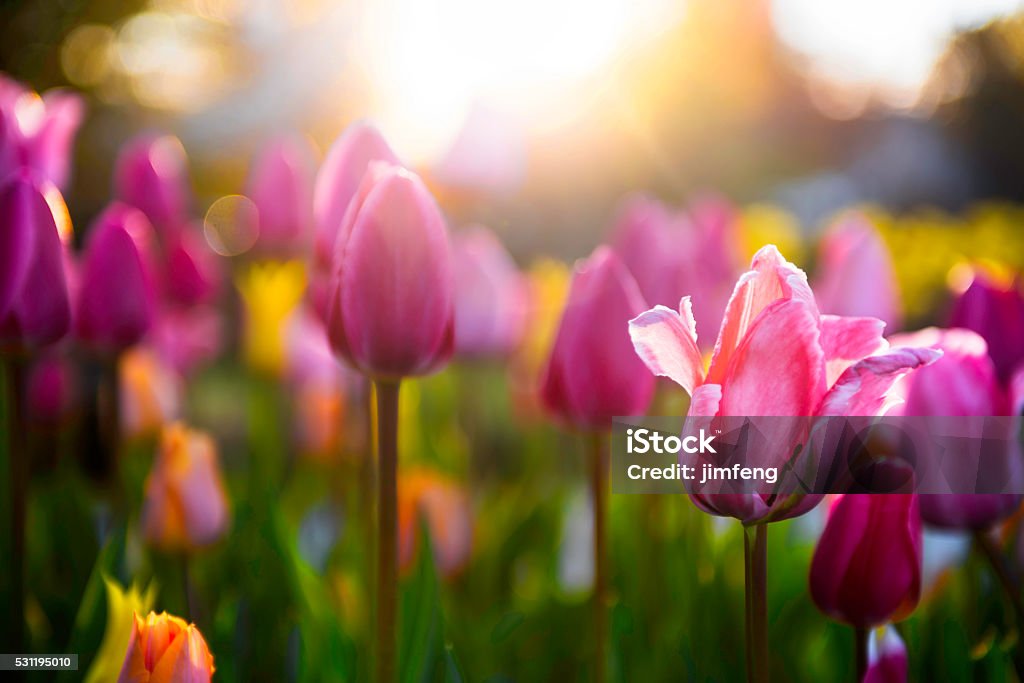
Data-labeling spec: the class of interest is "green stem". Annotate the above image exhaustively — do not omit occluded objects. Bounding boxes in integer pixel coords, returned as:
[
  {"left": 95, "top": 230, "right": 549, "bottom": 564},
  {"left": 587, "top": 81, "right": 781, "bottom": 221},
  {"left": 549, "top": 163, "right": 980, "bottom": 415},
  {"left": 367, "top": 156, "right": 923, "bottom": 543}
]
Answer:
[
  {"left": 744, "top": 529, "right": 753, "bottom": 683},
  {"left": 745, "top": 524, "right": 769, "bottom": 683},
  {"left": 6, "top": 358, "right": 26, "bottom": 652},
  {"left": 973, "top": 529, "right": 1024, "bottom": 680},
  {"left": 374, "top": 380, "right": 400, "bottom": 683},
  {"left": 854, "top": 626, "right": 868, "bottom": 681},
  {"left": 589, "top": 431, "right": 609, "bottom": 683}
]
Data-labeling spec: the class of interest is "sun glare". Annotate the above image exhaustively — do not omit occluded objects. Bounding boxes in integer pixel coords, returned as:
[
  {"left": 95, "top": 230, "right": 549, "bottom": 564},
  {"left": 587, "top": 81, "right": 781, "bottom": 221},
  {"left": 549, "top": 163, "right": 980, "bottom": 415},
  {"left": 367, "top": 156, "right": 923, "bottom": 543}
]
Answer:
[{"left": 355, "top": 0, "right": 675, "bottom": 164}]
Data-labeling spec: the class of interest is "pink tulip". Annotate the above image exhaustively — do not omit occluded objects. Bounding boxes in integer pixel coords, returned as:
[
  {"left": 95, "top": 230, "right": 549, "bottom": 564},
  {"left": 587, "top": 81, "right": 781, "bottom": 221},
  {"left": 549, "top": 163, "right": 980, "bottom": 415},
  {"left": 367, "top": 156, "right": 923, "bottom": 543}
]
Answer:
[
  {"left": 141, "top": 423, "right": 228, "bottom": 551},
  {"left": 76, "top": 203, "right": 157, "bottom": 354},
  {"left": 0, "top": 75, "right": 84, "bottom": 189},
  {"left": 607, "top": 194, "right": 683, "bottom": 309},
  {"left": 810, "top": 493, "right": 922, "bottom": 628},
  {"left": 542, "top": 247, "right": 655, "bottom": 428},
  {"left": 948, "top": 270, "right": 1024, "bottom": 384},
  {"left": 162, "top": 227, "right": 221, "bottom": 307},
  {"left": 399, "top": 469, "right": 473, "bottom": 579},
  {"left": 863, "top": 627, "right": 908, "bottom": 683},
  {"left": 452, "top": 226, "right": 528, "bottom": 357},
  {"left": 311, "top": 123, "right": 400, "bottom": 320},
  {"left": 0, "top": 172, "right": 71, "bottom": 350},
  {"left": 629, "top": 245, "right": 938, "bottom": 523},
  {"left": 887, "top": 327, "right": 1023, "bottom": 529},
  {"left": 325, "top": 164, "right": 454, "bottom": 378},
  {"left": 679, "top": 194, "right": 743, "bottom": 344},
  {"left": 247, "top": 134, "right": 315, "bottom": 254},
  {"left": 113, "top": 134, "right": 191, "bottom": 235},
  {"left": 150, "top": 306, "right": 223, "bottom": 375},
  {"left": 814, "top": 213, "right": 901, "bottom": 330}
]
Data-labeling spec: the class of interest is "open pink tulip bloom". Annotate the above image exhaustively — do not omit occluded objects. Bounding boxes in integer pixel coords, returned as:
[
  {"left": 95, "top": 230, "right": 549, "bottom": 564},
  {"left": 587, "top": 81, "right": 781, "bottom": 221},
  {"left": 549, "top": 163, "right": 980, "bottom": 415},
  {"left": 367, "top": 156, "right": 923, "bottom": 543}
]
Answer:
[
  {"left": 810, "top": 494, "right": 922, "bottom": 629},
  {"left": 629, "top": 245, "right": 939, "bottom": 524},
  {"left": 541, "top": 246, "right": 655, "bottom": 429},
  {"left": 326, "top": 164, "right": 454, "bottom": 379},
  {"left": 887, "top": 327, "right": 1024, "bottom": 529}
]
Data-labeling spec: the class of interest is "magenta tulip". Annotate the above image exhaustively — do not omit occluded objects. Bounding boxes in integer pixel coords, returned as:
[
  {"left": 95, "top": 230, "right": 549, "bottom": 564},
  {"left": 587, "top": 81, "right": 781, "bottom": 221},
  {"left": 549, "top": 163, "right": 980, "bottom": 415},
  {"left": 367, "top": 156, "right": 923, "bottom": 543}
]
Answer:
[
  {"left": 0, "top": 172, "right": 71, "bottom": 350},
  {"left": 76, "top": 203, "right": 157, "bottom": 354},
  {"left": 162, "top": 227, "right": 222, "bottom": 307},
  {"left": 541, "top": 246, "right": 654, "bottom": 429},
  {"left": 325, "top": 164, "right": 453, "bottom": 378},
  {"left": 814, "top": 213, "right": 901, "bottom": 330},
  {"left": 0, "top": 76, "right": 84, "bottom": 189},
  {"left": 629, "top": 245, "right": 937, "bottom": 523},
  {"left": 810, "top": 494, "right": 922, "bottom": 628},
  {"left": 887, "top": 327, "right": 1023, "bottom": 529},
  {"left": 607, "top": 194, "right": 683, "bottom": 309},
  {"left": 113, "top": 134, "right": 191, "bottom": 235},
  {"left": 311, "top": 122, "right": 400, "bottom": 320},
  {"left": 864, "top": 627, "right": 908, "bottom": 683},
  {"left": 452, "top": 226, "right": 528, "bottom": 357},
  {"left": 948, "top": 270, "right": 1024, "bottom": 384},
  {"left": 247, "top": 134, "right": 314, "bottom": 254}
]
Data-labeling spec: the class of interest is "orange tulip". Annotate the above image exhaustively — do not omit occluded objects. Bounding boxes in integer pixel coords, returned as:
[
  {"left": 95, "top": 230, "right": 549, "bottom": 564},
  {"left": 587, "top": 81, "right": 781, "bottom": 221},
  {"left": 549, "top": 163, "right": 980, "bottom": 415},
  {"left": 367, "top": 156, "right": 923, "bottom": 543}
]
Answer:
[
  {"left": 398, "top": 470, "right": 472, "bottom": 579},
  {"left": 141, "top": 423, "right": 228, "bottom": 552},
  {"left": 117, "top": 611, "right": 214, "bottom": 683}
]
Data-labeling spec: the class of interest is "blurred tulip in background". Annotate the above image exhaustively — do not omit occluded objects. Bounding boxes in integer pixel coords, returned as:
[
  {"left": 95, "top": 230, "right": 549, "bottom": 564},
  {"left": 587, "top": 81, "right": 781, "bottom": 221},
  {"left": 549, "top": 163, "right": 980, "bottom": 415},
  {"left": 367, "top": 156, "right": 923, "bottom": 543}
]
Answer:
[{"left": 247, "top": 133, "right": 315, "bottom": 256}]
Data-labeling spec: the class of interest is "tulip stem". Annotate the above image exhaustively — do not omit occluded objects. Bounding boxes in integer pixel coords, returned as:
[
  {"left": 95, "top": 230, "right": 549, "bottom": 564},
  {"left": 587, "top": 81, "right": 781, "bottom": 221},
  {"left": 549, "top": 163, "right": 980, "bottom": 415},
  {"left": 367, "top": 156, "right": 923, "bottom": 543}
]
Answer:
[
  {"left": 854, "top": 626, "right": 868, "bottom": 681},
  {"left": 374, "top": 379, "right": 400, "bottom": 683},
  {"left": 4, "top": 358, "right": 26, "bottom": 652},
  {"left": 744, "top": 524, "right": 769, "bottom": 683},
  {"left": 589, "top": 431, "right": 609, "bottom": 683}
]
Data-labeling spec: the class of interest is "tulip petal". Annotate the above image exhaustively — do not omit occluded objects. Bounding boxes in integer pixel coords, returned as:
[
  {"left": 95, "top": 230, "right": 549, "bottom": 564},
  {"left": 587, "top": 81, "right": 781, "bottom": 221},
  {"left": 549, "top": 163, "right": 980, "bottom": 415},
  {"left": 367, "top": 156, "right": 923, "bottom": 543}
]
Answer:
[
  {"left": 718, "top": 298, "right": 825, "bottom": 417},
  {"left": 817, "top": 347, "right": 941, "bottom": 417},
  {"left": 708, "top": 244, "right": 815, "bottom": 384},
  {"left": 629, "top": 297, "right": 704, "bottom": 395},
  {"left": 820, "top": 315, "right": 887, "bottom": 387},
  {"left": 0, "top": 177, "right": 37, "bottom": 320}
]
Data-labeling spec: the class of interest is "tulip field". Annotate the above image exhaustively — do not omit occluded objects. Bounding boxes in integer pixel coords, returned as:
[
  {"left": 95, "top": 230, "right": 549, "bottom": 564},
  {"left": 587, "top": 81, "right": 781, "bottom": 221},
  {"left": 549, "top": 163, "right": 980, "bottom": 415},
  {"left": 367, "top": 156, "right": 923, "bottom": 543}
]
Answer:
[{"left": 4, "top": 5, "right": 1024, "bottom": 682}]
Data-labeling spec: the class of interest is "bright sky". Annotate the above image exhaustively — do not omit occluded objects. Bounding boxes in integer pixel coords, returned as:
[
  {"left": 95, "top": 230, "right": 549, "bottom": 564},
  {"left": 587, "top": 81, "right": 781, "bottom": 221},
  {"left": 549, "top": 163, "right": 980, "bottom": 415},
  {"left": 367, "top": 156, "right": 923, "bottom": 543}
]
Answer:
[{"left": 772, "top": 0, "right": 1024, "bottom": 97}]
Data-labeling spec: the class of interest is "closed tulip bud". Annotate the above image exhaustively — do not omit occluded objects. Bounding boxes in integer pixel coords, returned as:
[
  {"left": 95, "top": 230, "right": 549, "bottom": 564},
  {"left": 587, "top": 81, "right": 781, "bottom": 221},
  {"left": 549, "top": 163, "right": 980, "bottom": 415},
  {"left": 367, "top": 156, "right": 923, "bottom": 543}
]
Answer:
[
  {"left": 326, "top": 165, "right": 454, "bottom": 378},
  {"left": 814, "top": 213, "right": 901, "bottom": 330},
  {"left": 76, "top": 203, "right": 157, "bottom": 354},
  {"left": 888, "top": 327, "right": 1023, "bottom": 529},
  {"left": 117, "top": 611, "right": 214, "bottom": 683},
  {"left": 398, "top": 469, "right": 472, "bottom": 579},
  {"left": 452, "top": 226, "right": 527, "bottom": 357},
  {"left": 607, "top": 194, "right": 683, "bottom": 309},
  {"left": 810, "top": 493, "right": 922, "bottom": 628},
  {"left": 542, "top": 247, "right": 654, "bottom": 429},
  {"left": 247, "top": 134, "right": 315, "bottom": 254},
  {"left": 0, "top": 172, "right": 71, "bottom": 351},
  {"left": 948, "top": 268, "right": 1024, "bottom": 383},
  {"left": 310, "top": 123, "right": 399, "bottom": 320},
  {"left": 141, "top": 423, "right": 228, "bottom": 551},
  {"left": 163, "top": 227, "right": 222, "bottom": 307},
  {"left": 863, "top": 626, "right": 908, "bottom": 683},
  {"left": 314, "top": 121, "right": 399, "bottom": 264},
  {"left": 113, "top": 134, "right": 190, "bottom": 235}
]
